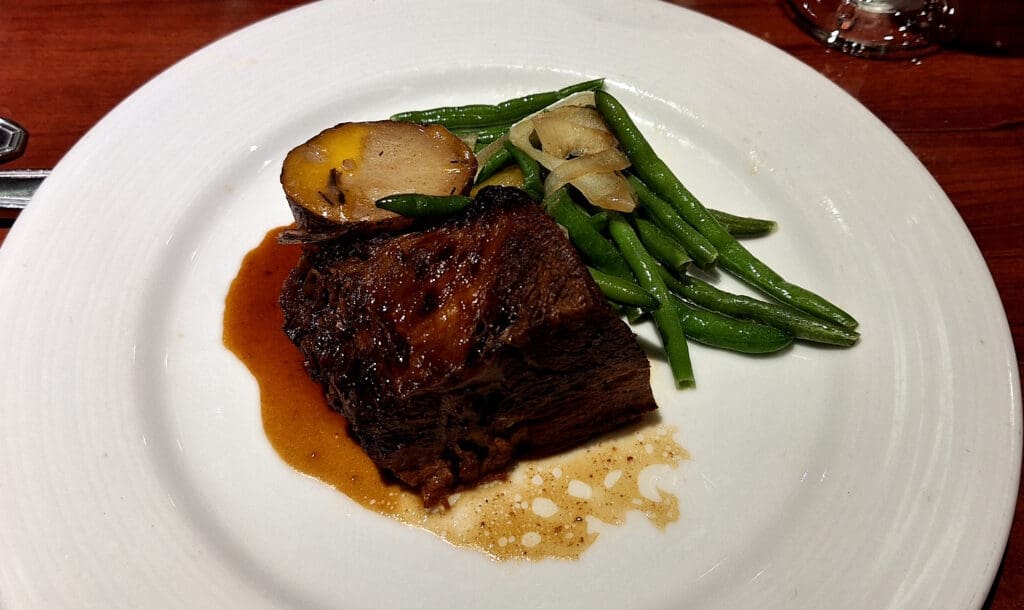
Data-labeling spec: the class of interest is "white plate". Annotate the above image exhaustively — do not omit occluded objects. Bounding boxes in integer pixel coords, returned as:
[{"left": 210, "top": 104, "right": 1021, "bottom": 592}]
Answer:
[{"left": 0, "top": 1, "right": 1019, "bottom": 608}]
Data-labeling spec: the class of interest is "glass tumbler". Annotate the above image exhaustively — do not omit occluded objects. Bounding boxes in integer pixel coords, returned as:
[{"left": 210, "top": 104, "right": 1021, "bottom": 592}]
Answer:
[{"left": 782, "top": 0, "right": 955, "bottom": 57}]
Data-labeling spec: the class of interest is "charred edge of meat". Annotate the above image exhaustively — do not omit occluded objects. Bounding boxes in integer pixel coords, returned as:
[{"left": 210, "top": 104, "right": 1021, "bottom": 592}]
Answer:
[{"left": 280, "top": 186, "right": 658, "bottom": 506}]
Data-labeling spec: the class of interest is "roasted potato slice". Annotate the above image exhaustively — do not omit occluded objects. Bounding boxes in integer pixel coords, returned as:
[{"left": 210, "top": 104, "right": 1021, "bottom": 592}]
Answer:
[{"left": 281, "top": 121, "right": 477, "bottom": 238}]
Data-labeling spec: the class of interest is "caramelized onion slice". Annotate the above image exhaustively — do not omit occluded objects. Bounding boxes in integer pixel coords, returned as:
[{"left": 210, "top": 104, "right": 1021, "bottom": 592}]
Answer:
[
  {"left": 507, "top": 119, "right": 563, "bottom": 169},
  {"left": 505, "top": 102, "right": 637, "bottom": 212},
  {"left": 532, "top": 107, "right": 618, "bottom": 158},
  {"left": 543, "top": 148, "right": 631, "bottom": 193},
  {"left": 543, "top": 148, "right": 635, "bottom": 212},
  {"left": 474, "top": 92, "right": 596, "bottom": 177},
  {"left": 570, "top": 172, "right": 637, "bottom": 213}
]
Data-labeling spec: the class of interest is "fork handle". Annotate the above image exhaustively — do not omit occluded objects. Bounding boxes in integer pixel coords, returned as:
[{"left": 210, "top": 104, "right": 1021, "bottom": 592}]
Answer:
[{"left": 0, "top": 169, "right": 49, "bottom": 210}]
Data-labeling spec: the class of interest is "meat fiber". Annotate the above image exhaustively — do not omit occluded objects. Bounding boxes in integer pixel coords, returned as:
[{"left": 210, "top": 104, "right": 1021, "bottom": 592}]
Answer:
[{"left": 280, "top": 186, "right": 657, "bottom": 505}]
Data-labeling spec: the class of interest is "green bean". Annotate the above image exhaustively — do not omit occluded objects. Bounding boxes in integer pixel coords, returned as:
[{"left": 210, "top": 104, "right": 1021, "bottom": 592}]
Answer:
[
  {"left": 608, "top": 214, "right": 695, "bottom": 388},
  {"left": 627, "top": 175, "right": 718, "bottom": 269},
  {"left": 633, "top": 217, "right": 691, "bottom": 272},
  {"left": 504, "top": 142, "right": 544, "bottom": 201},
  {"left": 455, "top": 124, "right": 511, "bottom": 148},
  {"left": 624, "top": 305, "right": 647, "bottom": 325},
  {"left": 596, "top": 90, "right": 858, "bottom": 329},
  {"left": 588, "top": 267, "right": 660, "bottom": 309},
  {"left": 600, "top": 204, "right": 766, "bottom": 239},
  {"left": 543, "top": 188, "right": 633, "bottom": 278},
  {"left": 629, "top": 188, "right": 772, "bottom": 239},
  {"left": 656, "top": 264, "right": 860, "bottom": 347},
  {"left": 670, "top": 295, "right": 792, "bottom": 354},
  {"left": 375, "top": 194, "right": 471, "bottom": 217},
  {"left": 475, "top": 147, "right": 512, "bottom": 182},
  {"left": 708, "top": 208, "right": 777, "bottom": 238},
  {"left": 390, "top": 78, "right": 605, "bottom": 130},
  {"left": 589, "top": 210, "right": 610, "bottom": 232},
  {"left": 544, "top": 189, "right": 645, "bottom": 322}
]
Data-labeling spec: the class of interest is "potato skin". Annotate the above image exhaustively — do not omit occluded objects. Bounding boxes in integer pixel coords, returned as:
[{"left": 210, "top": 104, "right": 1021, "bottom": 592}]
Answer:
[{"left": 280, "top": 121, "right": 477, "bottom": 242}]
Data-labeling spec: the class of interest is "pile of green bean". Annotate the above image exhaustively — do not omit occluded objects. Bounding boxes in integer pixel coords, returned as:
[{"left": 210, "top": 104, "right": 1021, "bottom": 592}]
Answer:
[{"left": 387, "top": 80, "right": 859, "bottom": 388}]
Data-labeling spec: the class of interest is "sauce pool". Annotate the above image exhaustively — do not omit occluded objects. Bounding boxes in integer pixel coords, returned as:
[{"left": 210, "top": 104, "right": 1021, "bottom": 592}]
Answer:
[
  {"left": 222, "top": 227, "right": 399, "bottom": 504},
  {"left": 223, "top": 227, "right": 688, "bottom": 560}
]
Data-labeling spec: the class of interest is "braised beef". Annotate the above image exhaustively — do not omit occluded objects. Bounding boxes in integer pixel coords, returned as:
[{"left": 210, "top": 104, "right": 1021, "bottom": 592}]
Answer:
[{"left": 280, "top": 186, "right": 657, "bottom": 505}]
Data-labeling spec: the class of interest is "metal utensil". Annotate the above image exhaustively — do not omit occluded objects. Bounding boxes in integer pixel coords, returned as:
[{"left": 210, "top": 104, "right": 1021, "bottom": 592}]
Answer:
[
  {"left": 0, "top": 117, "right": 44, "bottom": 213},
  {"left": 0, "top": 169, "right": 49, "bottom": 210},
  {"left": 0, "top": 117, "right": 27, "bottom": 164}
]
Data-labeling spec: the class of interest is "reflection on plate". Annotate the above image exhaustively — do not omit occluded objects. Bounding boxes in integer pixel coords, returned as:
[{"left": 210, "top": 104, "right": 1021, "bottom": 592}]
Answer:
[{"left": 0, "top": 1, "right": 1018, "bottom": 609}]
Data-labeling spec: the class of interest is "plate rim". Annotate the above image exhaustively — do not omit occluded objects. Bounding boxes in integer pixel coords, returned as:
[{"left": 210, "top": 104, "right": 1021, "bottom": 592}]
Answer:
[{"left": 0, "top": 1, "right": 1019, "bottom": 608}]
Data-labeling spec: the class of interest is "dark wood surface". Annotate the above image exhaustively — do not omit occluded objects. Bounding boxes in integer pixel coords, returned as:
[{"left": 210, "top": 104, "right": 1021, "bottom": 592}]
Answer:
[{"left": 1, "top": 1, "right": 1021, "bottom": 606}]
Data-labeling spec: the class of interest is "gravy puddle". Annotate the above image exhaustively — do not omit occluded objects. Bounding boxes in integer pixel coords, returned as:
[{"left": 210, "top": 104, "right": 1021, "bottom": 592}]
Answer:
[{"left": 224, "top": 227, "right": 688, "bottom": 560}]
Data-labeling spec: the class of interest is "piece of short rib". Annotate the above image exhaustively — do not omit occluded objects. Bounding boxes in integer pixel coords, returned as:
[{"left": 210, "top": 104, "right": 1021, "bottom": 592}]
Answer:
[{"left": 280, "top": 186, "right": 657, "bottom": 505}]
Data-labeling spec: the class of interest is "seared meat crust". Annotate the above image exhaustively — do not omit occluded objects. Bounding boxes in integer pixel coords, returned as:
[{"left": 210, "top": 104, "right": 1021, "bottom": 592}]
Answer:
[{"left": 281, "top": 187, "right": 657, "bottom": 504}]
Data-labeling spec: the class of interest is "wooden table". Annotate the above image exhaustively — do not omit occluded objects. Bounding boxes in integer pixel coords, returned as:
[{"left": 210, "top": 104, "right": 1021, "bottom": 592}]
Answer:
[{"left": 2, "top": 1, "right": 1021, "bottom": 606}]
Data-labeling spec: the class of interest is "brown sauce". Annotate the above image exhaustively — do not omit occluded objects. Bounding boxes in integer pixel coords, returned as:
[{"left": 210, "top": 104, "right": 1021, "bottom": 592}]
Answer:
[{"left": 223, "top": 227, "right": 688, "bottom": 560}]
